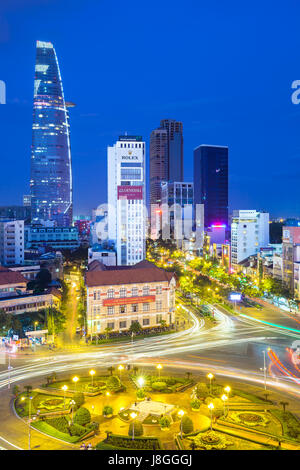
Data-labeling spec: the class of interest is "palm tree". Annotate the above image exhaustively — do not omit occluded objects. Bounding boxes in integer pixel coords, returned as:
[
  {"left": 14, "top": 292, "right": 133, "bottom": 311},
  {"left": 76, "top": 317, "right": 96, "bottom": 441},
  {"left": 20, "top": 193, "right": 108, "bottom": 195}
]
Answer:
[
  {"left": 280, "top": 401, "right": 289, "bottom": 412},
  {"left": 24, "top": 385, "right": 32, "bottom": 396},
  {"left": 12, "top": 385, "right": 20, "bottom": 397},
  {"left": 107, "top": 366, "right": 115, "bottom": 376},
  {"left": 104, "top": 327, "right": 112, "bottom": 339},
  {"left": 185, "top": 372, "right": 192, "bottom": 381},
  {"left": 133, "top": 366, "right": 139, "bottom": 376}
]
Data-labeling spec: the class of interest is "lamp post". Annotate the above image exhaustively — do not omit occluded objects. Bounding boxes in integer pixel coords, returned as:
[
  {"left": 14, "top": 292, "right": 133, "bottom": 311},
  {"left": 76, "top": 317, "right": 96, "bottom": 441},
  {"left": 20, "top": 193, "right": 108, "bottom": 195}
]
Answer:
[
  {"left": 221, "top": 394, "right": 228, "bottom": 416},
  {"left": 262, "top": 350, "right": 267, "bottom": 391},
  {"left": 89, "top": 369, "right": 96, "bottom": 387},
  {"left": 34, "top": 321, "right": 38, "bottom": 331},
  {"left": 130, "top": 412, "right": 137, "bottom": 440},
  {"left": 208, "top": 402, "right": 214, "bottom": 431},
  {"left": 70, "top": 399, "right": 76, "bottom": 424},
  {"left": 137, "top": 377, "right": 145, "bottom": 388},
  {"left": 7, "top": 354, "right": 13, "bottom": 390},
  {"left": 62, "top": 385, "right": 68, "bottom": 410},
  {"left": 178, "top": 409, "right": 185, "bottom": 438},
  {"left": 22, "top": 396, "right": 33, "bottom": 450},
  {"left": 118, "top": 365, "right": 124, "bottom": 378},
  {"left": 156, "top": 364, "right": 163, "bottom": 378},
  {"left": 72, "top": 376, "right": 79, "bottom": 392},
  {"left": 207, "top": 373, "right": 214, "bottom": 395}
]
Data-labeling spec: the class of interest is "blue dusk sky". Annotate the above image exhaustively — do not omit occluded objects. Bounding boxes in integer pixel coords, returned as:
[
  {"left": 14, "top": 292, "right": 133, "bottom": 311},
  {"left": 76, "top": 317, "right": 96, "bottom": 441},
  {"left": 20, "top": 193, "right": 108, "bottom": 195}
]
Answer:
[{"left": 0, "top": 0, "right": 300, "bottom": 218}]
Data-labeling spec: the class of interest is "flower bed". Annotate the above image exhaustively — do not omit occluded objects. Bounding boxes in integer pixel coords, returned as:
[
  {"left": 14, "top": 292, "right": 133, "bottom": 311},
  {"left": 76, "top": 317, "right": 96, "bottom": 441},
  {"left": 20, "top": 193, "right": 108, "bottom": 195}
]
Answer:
[
  {"left": 96, "top": 434, "right": 162, "bottom": 450},
  {"left": 229, "top": 411, "right": 269, "bottom": 427},
  {"left": 187, "top": 431, "right": 233, "bottom": 450}
]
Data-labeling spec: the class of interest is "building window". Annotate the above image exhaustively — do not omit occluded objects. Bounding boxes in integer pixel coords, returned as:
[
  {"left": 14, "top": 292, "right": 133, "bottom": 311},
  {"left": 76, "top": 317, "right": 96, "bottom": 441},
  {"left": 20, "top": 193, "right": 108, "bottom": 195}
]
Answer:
[
  {"left": 120, "top": 305, "right": 126, "bottom": 314},
  {"left": 107, "top": 322, "right": 114, "bottom": 330},
  {"left": 156, "top": 301, "right": 162, "bottom": 310},
  {"left": 143, "top": 303, "right": 150, "bottom": 312},
  {"left": 156, "top": 285, "right": 162, "bottom": 295},
  {"left": 107, "top": 289, "right": 114, "bottom": 299},
  {"left": 107, "top": 306, "right": 114, "bottom": 315},
  {"left": 119, "top": 321, "right": 127, "bottom": 329},
  {"left": 143, "top": 286, "right": 149, "bottom": 296},
  {"left": 132, "top": 304, "right": 138, "bottom": 313},
  {"left": 132, "top": 287, "right": 138, "bottom": 297},
  {"left": 120, "top": 288, "right": 127, "bottom": 298},
  {"left": 156, "top": 314, "right": 162, "bottom": 324},
  {"left": 143, "top": 318, "right": 150, "bottom": 326}
]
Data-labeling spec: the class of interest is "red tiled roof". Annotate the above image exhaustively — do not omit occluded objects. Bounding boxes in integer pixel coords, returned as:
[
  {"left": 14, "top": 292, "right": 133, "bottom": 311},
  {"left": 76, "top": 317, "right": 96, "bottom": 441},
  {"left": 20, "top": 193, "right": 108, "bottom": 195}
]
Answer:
[
  {"left": 0, "top": 270, "right": 27, "bottom": 286},
  {"left": 85, "top": 262, "right": 175, "bottom": 287}
]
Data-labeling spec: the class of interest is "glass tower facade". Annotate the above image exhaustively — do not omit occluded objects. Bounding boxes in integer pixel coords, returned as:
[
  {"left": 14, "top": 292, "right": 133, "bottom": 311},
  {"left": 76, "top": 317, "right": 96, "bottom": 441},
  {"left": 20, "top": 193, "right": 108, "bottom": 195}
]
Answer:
[
  {"left": 194, "top": 145, "right": 228, "bottom": 228},
  {"left": 30, "top": 41, "right": 72, "bottom": 227}
]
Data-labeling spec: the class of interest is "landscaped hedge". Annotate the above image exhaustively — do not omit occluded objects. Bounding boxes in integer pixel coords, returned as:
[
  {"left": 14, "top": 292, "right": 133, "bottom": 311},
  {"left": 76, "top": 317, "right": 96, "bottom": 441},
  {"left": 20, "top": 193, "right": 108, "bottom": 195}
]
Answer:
[{"left": 96, "top": 434, "right": 162, "bottom": 450}]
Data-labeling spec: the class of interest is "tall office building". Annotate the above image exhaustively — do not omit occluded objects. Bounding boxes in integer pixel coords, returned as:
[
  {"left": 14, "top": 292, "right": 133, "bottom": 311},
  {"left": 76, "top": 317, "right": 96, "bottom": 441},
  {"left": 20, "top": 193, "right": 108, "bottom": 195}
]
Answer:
[
  {"left": 231, "top": 210, "right": 269, "bottom": 267},
  {"left": 161, "top": 182, "right": 193, "bottom": 241},
  {"left": 194, "top": 145, "right": 228, "bottom": 229},
  {"left": 107, "top": 136, "right": 146, "bottom": 265},
  {"left": 0, "top": 220, "right": 24, "bottom": 266},
  {"left": 150, "top": 119, "right": 183, "bottom": 206},
  {"left": 30, "top": 40, "right": 72, "bottom": 227}
]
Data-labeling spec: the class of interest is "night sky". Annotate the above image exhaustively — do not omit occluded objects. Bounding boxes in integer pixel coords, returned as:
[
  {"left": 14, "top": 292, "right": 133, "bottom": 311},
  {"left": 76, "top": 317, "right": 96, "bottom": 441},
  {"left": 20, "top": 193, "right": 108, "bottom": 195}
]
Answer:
[{"left": 1, "top": 0, "right": 300, "bottom": 218}]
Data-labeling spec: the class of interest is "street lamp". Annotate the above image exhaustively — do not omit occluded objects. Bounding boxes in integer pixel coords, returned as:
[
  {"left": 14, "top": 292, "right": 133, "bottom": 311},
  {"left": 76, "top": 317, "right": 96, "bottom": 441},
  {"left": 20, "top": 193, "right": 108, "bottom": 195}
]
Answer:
[
  {"left": 72, "top": 376, "right": 79, "bottom": 392},
  {"left": 207, "top": 373, "right": 214, "bottom": 395},
  {"left": 7, "top": 354, "right": 13, "bottom": 390},
  {"left": 178, "top": 409, "right": 185, "bottom": 438},
  {"left": 137, "top": 377, "right": 145, "bottom": 388},
  {"left": 62, "top": 385, "right": 68, "bottom": 410},
  {"left": 224, "top": 385, "right": 231, "bottom": 397},
  {"left": 34, "top": 321, "right": 38, "bottom": 331},
  {"left": 89, "top": 369, "right": 96, "bottom": 387},
  {"left": 208, "top": 402, "right": 214, "bottom": 431},
  {"left": 221, "top": 394, "right": 228, "bottom": 416},
  {"left": 130, "top": 412, "right": 137, "bottom": 440},
  {"left": 156, "top": 364, "right": 163, "bottom": 378},
  {"left": 22, "top": 395, "right": 33, "bottom": 450},
  {"left": 260, "top": 351, "right": 267, "bottom": 391},
  {"left": 70, "top": 399, "right": 76, "bottom": 424},
  {"left": 118, "top": 365, "right": 124, "bottom": 378}
]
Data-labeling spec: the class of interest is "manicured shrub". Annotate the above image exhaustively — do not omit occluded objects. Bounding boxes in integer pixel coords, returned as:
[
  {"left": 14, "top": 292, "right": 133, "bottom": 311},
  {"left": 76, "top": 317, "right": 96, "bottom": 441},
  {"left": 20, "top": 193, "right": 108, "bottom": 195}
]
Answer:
[
  {"left": 86, "top": 421, "right": 99, "bottom": 432},
  {"left": 74, "top": 407, "right": 91, "bottom": 426},
  {"left": 69, "top": 423, "right": 86, "bottom": 436},
  {"left": 73, "top": 392, "right": 85, "bottom": 409},
  {"left": 107, "top": 376, "right": 121, "bottom": 390},
  {"left": 159, "top": 415, "right": 171, "bottom": 429},
  {"left": 191, "top": 399, "right": 201, "bottom": 410},
  {"left": 196, "top": 383, "right": 209, "bottom": 399},
  {"left": 128, "top": 420, "right": 143, "bottom": 437},
  {"left": 45, "top": 416, "right": 69, "bottom": 434},
  {"left": 181, "top": 415, "right": 194, "bottom": 434},
  {"left": 151, "top": 381, "right": 167, "bottom": 391},
  {"left": 136, "top": 389, "right": 145, "bottom": 399},
  {"left": 102, "top": 405, "right": 113, "bottom": 416}
]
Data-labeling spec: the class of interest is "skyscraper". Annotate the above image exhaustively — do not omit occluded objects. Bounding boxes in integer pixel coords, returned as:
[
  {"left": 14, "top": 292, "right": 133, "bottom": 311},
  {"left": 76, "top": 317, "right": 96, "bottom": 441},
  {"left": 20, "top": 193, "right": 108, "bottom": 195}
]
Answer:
[
  {"left": 30, "top": 41, "right": 72, "bottom": 227},
  {"left": 149, "top": 119, "right": 183, "bottom": 207},
  {"left": 107, "top": 136, "right": 146, "bottom": 265},
  {"left": 194, "top": 144, "right": 228, "bottom": 229}
]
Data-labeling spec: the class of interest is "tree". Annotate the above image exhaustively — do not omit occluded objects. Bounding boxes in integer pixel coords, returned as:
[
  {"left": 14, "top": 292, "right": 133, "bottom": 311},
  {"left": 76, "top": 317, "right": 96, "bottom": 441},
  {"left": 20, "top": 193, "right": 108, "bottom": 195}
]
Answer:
[
  {"left": 36, "top": 268, "right": 52, "bottom": 287},
  {"left": 195, "top": 382, "right": 209, "bottom": 400},
  {"left": 185, "top": 372, "right": 192, "bottom": 380},
  {"left": 107, "top": 375, "right": 121, "bottom": 390},
  {"left": 129, "top": 321, "right": 142, "bottom": 334},
  {"left": 24, "top": 385, "right": 32, "bottom": 396},
  {"left": 181, "top": 416, "right": 194, "bottom": 434},
  {"left": 73, "top": 392, "right": 85, "bottom": 409},
  {"left": 0, "top": 311, "right": 13, "bottom": 336},
  {"left": 128, "top": 420, "right": 143, "bottom": 437},
  {"left": 133, "top": 366, "right": 139, "bottom": 375},
  {"left": 107, "top": 366, "right": 115, "bottom": 376},
  {"left": 104, "top": 327, "right": 112, "bottom": 339},
  {"left": 102, "top": 405, "right": 113, "bottom": 416},
  {"left": 12, "top": 385, "right": 20, "bottom": 397},
  {"left": 159, "top": 415, "right": 171, "bottom": 429},
  {"left": 74, "top": 407, "right": 91, "bottom": 426},
  {"left": 280, "top": 401, "right": 289, "bottom": 412}
]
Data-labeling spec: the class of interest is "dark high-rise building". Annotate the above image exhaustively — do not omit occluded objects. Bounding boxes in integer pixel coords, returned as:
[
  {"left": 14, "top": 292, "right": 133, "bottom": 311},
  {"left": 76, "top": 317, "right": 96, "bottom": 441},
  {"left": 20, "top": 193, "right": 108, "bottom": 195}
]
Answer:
[
  {"left": 193, "top": 145, "right": 228, "bottom": 228},
  {"left": 30, "top": 41, "right": 72, "bottom": 227},
  {"left": 149, "top": 119, "right": 183, "bottom": 206}
]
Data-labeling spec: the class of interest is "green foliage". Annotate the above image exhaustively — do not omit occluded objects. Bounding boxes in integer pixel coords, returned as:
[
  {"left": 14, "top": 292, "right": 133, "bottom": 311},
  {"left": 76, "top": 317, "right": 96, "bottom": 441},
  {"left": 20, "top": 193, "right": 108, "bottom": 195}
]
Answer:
[
  {"left": 136, "top": 388, "right": 145, "bottom": 399},
  {"left": 159, "top": 415, "right": 171, "bottom": 429},
  {"left": 129, "top": 321, "right": 142, "bottom": 334},
  {"left": 69, "top": 423, "right": 86, "bottom": 437},
  {"left": 97, "top": 434, "right": 160, "bottom": 450},
  {"left": 191, "top": 399, "right": 201, "bottom": 409},
  {"left": 86, "top": 421, "right": 99, "bottom": 432},
  {"left": 45, "top": 416, "right": 69, "bottom": 434},
  {"left": 12, "top": 385, "right": 20, "bottom": 397},
  {"left": 102, "top": 405, "right": 113, "bottom": 416},
  {"left": 181, "top": 415, "right": 194, "bottom": 434},
  {"left": 107, "top": 375, "right": 121, "bottom": 390},
  {"left": 73, "top": 392, "right": 85, "bottom": 408},
  {"left": 151, "top": 381, "right": 167, "bottom": 391},
  {"left": 195, "top": 382, "right": 209, "bottom": 399},
  {"left": 128, "top": 420, "right": 143, "bottom": 437},
  {"left": 74, "top": 407, "right": 91, "bottom": 426}
]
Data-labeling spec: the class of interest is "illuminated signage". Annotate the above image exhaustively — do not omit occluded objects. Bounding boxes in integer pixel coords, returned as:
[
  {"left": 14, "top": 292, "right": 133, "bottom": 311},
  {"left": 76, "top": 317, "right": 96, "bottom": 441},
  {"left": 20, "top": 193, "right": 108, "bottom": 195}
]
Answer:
[
  {"left": 229, "top": 292, "right": 242, "bottom": 302},
  {"left": 103, "top": 295, "right": 155, "bottom": 307},
  {"left": 117, "top": 186, "right": 143, "bottom": 200}
]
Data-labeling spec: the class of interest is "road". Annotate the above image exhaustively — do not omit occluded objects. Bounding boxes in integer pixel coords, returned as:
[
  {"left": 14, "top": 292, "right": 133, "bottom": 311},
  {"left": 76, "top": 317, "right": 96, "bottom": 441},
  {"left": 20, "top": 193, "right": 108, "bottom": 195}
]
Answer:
[{"left": 1, "top": 302, "right": 300, "bottom": 449}]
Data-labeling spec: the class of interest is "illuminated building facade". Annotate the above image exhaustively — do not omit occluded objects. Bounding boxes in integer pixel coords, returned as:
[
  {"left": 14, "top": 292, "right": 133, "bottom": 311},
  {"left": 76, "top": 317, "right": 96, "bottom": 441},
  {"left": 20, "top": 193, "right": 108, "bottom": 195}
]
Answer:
[
  {"left": 30, "top": 41, "right": 72, "bottom": 227},
  {"left": 107, "top": 136, "right": 146, "bottom": 265}
]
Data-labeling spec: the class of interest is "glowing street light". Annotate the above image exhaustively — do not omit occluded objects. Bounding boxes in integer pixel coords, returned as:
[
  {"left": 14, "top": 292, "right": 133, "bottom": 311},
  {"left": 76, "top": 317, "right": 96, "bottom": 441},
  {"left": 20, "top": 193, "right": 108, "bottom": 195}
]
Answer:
[
  {"left": 208, "top": 402, "right": 214, "bottom": 431},
  {"left": 156, "top": 364, "right": 163, "bottom": 378},
  {"left": 178, "top": 409, "right": 185, "bottom": 438},
  {"left": 137, "top": 377, "right": 145, "bottom": 388},
  {"left": 224, "top": 385, "right": 231, "bottom": 396},
  {"left": 62, "top": 385, "right": 68, "bottom": 410},
  {"left": 130, "top": 412, "right": 137, "bottom": 440},
  {"left": 72, "top": 376, "right": 79, "bottom": 392},
  {"left": 89, "top": 369, "right": 96, "bottom": 387},
  {"left": 207, "top": 373, "right": 214, "bottom": 395},
  {"left": 221, "top": 394, "right": 228, "bottom": 416},
  {"left": 118, "top": 365, "right": 124, "bottom": 378},
  {"left": 70, "top": 399, "right": 76, "bottom": 424}
]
